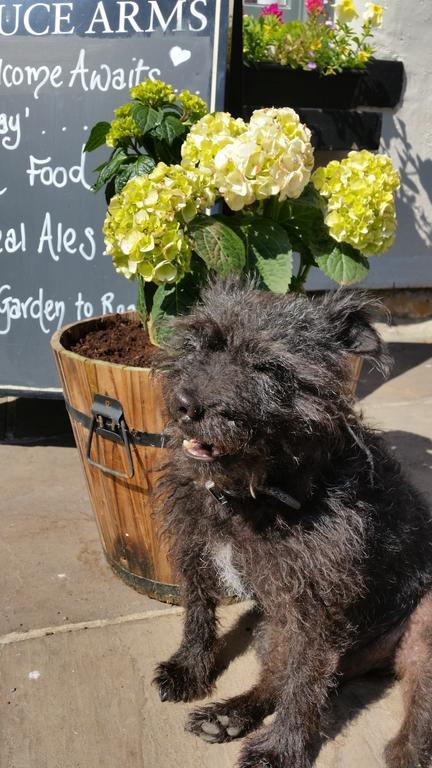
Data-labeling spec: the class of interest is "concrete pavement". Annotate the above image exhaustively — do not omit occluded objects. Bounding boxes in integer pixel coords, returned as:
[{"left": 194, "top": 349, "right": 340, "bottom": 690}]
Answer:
[{"left": 1, "top": 322, "right": 431, "bottom": 768}]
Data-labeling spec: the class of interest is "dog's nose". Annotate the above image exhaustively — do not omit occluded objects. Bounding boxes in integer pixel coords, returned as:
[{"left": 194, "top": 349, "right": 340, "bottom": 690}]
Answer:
[{"left": 176, "top": 391, "right": 203, "bottom": 422}]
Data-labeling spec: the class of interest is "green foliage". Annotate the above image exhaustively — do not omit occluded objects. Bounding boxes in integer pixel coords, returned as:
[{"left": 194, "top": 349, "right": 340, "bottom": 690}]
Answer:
[
  {"left": 92, "top": 148, "right": 128, "bottom": 193},
  {"left": 130, "top": 103, "right": 162, "bottom": 134},
  {"left": 84, "top": 122, "right": 111, "bottom": 152},
  {"left": 153, "top": 115, "right": 187, "bottom": 145},
  {"left": 85, "top": 82, "right": 209, "bottom": 204},
  {"left": 255, "top": 252, "right": 293, "bottom": 293},
  {"left": 113, "top": 155, "right": 156, "bottom": 194},
  {"left": 243, "top": 15, "right": 288, "bottom": 64},
  {"left": 150, "top": 258, "right": 206, "bottom": 344},
  {"left": 311, "top": 239, "right": 370, "bottom": 284},
  {"left": 243, "top": 10, "right": 376, "bottom": 74},
  {"left": 189, "top": 216, "right": 246, "bottom": 276},
  {"left": 241, "top": 217, "right": 293, "bottom": 293}
]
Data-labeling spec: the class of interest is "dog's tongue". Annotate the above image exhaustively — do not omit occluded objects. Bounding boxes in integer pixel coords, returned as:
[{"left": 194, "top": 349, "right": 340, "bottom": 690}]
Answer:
[{"left": 182, "top": 438, "right": 221, "bottom": 462}]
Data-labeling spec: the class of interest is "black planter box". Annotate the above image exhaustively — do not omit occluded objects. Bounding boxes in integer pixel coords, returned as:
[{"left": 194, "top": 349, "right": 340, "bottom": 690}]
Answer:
[{"left": 243, "top": 59, "right": 404, "bottom": 110}]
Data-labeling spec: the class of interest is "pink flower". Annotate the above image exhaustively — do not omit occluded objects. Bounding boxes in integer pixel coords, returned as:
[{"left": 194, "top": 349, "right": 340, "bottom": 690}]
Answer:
[
  {"left": 260, "top": 3, "right": 284, "bottom": 22},
  {"left": 305, "top": 0, "right": 324, "bottom": 13}
]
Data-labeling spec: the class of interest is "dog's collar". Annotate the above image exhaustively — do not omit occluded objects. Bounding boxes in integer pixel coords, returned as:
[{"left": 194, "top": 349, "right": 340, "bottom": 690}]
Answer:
[{"left": 204, "top": 480, "right": 301, "bottom": 511}]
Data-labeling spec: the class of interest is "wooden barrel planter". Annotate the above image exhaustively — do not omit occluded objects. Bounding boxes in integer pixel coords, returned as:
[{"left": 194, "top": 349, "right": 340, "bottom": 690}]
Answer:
[{"left": 51, "top": 312, "right": 179, "bottom": 605}]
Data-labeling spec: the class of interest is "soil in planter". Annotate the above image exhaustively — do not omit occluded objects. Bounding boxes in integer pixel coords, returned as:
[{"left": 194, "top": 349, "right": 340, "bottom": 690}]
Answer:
[{"left": 70, "top": 315, "right": 155, "bottom": 368}]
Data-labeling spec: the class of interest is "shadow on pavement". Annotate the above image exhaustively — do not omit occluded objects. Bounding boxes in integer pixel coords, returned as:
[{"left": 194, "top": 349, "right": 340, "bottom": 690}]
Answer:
[
  {"left": 0, "top": 397, "right": 74, "bottom": 446},
  {"left": 357, "top": 341, "right": 431, "bottom": 400}
]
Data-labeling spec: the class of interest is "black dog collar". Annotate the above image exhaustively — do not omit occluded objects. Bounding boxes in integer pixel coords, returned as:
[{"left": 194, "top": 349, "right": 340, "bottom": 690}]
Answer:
[{"left": 205, "top": 480, "right": 301, "bottom": 511}]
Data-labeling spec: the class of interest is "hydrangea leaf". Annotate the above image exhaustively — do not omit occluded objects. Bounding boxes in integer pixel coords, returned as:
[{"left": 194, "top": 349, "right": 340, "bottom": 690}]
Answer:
[
  {"left": 92, "top": 147, "right": 128, "bottom": 192},
  {"left": 154, "top": 115, "right": 187, "bottom": 145},
  {"left": 190, "top": 217, "right": 246, "bottom": 276},
  {"left": 114, "top": 156, "right": 156, "bottom": 194},
  {"left": 84, "top": 121, "right": 111, "bottom": 153},
  {"left": 150, "top": 260, "right": 206, "bottom": 344},
  {"left": 255, "top": 253, "right": 293, "bottom": 294},
  {"left": 276, "top": 184, "right": 327, "bottom": 241},
  {"left": 246, "top": 218, "right": 293, "bottom": 293},
  {"left": 131, "top": 103, "right": 162, "bottom": 134},
  {"left": 312, "top": 239, "right": 369, "bottom": 285}
]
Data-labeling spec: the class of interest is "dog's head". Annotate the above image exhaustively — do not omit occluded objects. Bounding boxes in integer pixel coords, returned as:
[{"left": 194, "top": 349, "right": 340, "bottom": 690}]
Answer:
[{"left": 156, "top": 279, "right": 390, "bottom": 485}]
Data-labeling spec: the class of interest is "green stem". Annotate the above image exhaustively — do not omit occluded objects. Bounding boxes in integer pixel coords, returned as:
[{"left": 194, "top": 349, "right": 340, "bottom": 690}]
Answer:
[
  {"left": 299, "top": 263, "right": 312, "bottom": 291},
  {"left": 292, "top": 258, "right": 312, "bottom": 294},
  {"left": 264, "top": 196, "right": 283, "bottom": 221},
  {"left": 135, "top": 276, "right": 157, "bottom": 328},
  {"left": 135, "top": 275, "right": 147, "bottom": 326},
  {"left": 144, "top": 281, "right": 157, "bottom": 315}
]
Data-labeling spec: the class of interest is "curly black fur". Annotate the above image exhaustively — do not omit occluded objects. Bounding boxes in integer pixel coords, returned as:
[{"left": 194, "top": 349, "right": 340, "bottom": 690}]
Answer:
[{"left": 152, "top": 279, "right": 432, "bottom": 768}]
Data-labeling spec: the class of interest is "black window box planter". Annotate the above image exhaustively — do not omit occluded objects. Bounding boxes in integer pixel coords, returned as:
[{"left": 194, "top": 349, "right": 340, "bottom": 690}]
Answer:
[
  {"left": 236, "top": 60, "right": 404, "bottom": 151},
  {"left": 243, "top": 59, "right": 404, "bottom": 110}
]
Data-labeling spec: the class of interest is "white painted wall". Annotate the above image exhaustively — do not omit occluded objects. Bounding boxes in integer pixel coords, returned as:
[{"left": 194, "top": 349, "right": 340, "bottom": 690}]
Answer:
[{"left": 308, "top": 0, "right": 432, "bottom": 290}]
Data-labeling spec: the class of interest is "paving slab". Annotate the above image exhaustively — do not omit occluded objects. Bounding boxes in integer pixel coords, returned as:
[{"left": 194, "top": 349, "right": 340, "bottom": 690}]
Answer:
[
  {"left": 0, "top": 603, "right": 403, "bottom": 768},
  {"left": 0, "top": 445, "right": 171, "bottom": 636}
]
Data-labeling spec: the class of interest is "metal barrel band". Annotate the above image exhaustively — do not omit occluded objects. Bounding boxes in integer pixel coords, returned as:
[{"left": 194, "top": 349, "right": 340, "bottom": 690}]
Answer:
[{"left": 65, "top": 394, "right": 167, "bottom": 480}]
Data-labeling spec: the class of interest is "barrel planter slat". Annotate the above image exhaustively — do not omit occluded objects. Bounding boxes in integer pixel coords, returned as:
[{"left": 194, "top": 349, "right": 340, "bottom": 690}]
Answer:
[{"left": 51, "top": 312, "right": 179, "bottom": 604}]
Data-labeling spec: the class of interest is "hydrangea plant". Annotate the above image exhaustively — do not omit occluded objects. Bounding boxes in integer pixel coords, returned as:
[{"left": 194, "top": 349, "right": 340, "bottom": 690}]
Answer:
[
  {"left": 86, "top": 80, "right": 399, "bottom": 342},
  {"left": 243, "top": 0, "right": 384, "bottom": 75}
]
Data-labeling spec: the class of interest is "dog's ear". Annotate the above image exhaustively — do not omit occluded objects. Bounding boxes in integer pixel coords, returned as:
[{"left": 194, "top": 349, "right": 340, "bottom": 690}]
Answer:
[{"left": 322, "top": 291, "right": 392, "bottom": 376}]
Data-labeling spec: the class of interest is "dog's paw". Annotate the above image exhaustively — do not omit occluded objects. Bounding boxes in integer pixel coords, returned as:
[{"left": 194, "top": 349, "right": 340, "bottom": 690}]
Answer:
[
  {"left": 238, "top": 744, "right": 278, "bottom": 768},
  {"left": 238, "top": 730, "right": 310, "bottom": 768},
  {"left": 186, "top": 700, "right": 261, "bottom": 743},
  {"left": 153, "top": 658, "right": 211, "bottom": 703}
]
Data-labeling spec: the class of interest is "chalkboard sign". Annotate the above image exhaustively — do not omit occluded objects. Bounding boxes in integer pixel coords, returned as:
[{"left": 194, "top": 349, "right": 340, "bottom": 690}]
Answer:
[{"left": 0, "top": 0, "right": 230, "bottom": 395}]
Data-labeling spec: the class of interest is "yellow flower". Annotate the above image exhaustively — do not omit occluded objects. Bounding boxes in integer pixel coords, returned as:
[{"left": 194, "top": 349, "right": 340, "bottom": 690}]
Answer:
[
  {"left": 312, "top": 150, "right": 400, "bottom": 256},
  {"left": 358, "top": 50, "right": 371, "bottom": 63},
  {"left": 333, "top": 0, "right": 359, "bottom": 23},
  {"left": 363, "top": 3, "right": 384, "bottom": 27},
  {"left": 103, "top": 163, "right": 210, "bottom": 283},
  {"left": 310, "top": 39, "right": 322, "bottom": 52}
]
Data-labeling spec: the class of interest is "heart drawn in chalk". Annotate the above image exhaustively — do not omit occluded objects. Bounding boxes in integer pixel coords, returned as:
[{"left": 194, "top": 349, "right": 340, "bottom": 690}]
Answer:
[{"left": 169, "top": 46, "right": 192, "bottom": 67}]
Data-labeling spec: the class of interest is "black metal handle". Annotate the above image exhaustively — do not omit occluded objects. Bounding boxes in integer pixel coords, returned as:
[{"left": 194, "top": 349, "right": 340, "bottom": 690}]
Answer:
[{"left": 85, "top": 394, "right": 134, "bottom": 479}]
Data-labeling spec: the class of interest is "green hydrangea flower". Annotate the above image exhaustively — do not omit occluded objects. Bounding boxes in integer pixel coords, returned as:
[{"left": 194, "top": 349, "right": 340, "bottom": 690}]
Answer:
[
  {"left": 178, "top": 91, "right": 208, "bottom": 122},
  {"left": 313, "top": 150, "right": 400, "bottom": 255},
  {"left": 130, "top": 79, "right": 176, "bottom": 106},
  {"left": 114, "top": 103, "right": 133, "bottom": 118},
  {"left": 106, "top": 116, "right": 141, "bottom": 148},
  {"left": 103, "top": 163, "right": 210, "bottom": 284}
]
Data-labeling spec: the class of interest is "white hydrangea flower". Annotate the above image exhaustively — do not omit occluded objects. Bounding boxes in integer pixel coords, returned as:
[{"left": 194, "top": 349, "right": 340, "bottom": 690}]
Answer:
[
  {"left": 181, "top": 108, "right": 314, "bottom": 211},
  {"left": 214, "top": 107, "right": 314, "bottom": 210}
]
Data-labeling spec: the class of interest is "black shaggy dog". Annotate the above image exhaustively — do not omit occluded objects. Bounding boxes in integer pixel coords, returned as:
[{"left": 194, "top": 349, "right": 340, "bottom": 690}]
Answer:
[{"left": 153, "top": 280, "right": 432, "bottom": 768}]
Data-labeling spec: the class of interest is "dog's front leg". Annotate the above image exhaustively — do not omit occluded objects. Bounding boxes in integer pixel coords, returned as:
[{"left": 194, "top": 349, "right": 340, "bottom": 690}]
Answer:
[
  {"left": 238, "top": 623, "right": 340, "bottom": 768},
  {"left": 153, "top": 553, "right": 219, "bottom": 703}
]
